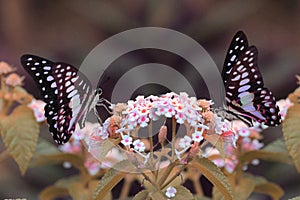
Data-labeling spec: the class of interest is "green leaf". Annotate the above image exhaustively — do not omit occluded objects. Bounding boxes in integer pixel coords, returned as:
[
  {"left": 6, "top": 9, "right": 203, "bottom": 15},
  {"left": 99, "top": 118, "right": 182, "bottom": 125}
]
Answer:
[
  {"left": 289, "top": 197, "right": 300, "bottom": 200},
  {"left": 172, "top": 186, "right": 194, "bottom": 200},
  {"left": 30, "top": 152, "right": 88, "bottom": 174},
  {"left": 194, "top": 195, "right": 212, "bottom": 200},
  {"left": 205, "top": 134, "right": 225, "bottom": 158},
  {"left": 234, "top": 177, "right": 255, "bottom": 200},
  {"left": 282, "top": 103, "right": 300, "bottom": 172},
  {"left": 90, "top": 139, "right": 118, "bottom": 162},
  {"left": 39, "top": 186, "right": 69, "bottom": 200},
  {"left": 0, "top": 105, "right": 39, "bottom": 175},
  {"left": 245, "top": 173, "right": 284, "bottom": 200},
  {"left": 31, "top": 138, "right": 60, "bottom": 158},
  {"left": 93, "top": 160, "right": 134, "bottom": 200},
  {"left": 132, "top": 190, "right": 149, "bottom": 200},
  {"left": 191, "top": 157, "right": 233, "bottom": 200}
]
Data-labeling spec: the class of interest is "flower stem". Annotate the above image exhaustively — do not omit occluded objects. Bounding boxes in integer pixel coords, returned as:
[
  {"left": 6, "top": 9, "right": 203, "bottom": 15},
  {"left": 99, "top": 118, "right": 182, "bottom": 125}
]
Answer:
[
  {"left": 171, "top": 117, "right": 176, "bottom": 159},
  {"left": 157, "top": 160, "right": 177, "bottom": 187},
  {"left": 161, "top": 163, "right": 187, "bottom": 189},
  {"left": 148, "top": 120, "right": 154, "bottom": 161}
]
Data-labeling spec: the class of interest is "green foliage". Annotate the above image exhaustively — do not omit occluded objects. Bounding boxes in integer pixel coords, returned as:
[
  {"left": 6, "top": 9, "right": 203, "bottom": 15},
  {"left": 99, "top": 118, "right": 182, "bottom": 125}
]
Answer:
[
  {"left": 283, "top": 101, "right": 300, "bottom": 172},
  {"left": 93, "top": 160, "right": 134, "bottom": 200},
  {"left": 191, "top": 157, "right": 233, "bottom": 200},
  {"left": 0, "top": 105, "right": 39, "bottom": 175}
]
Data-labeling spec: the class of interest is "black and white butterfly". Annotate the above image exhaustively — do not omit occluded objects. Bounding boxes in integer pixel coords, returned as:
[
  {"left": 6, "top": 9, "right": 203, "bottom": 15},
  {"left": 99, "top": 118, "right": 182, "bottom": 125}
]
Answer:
[
  {"left": 21, "top": 54, "right": 103, "bottom": 144},
  {"left": 220, "top": 31, "right": 281, "bottom": 126}
]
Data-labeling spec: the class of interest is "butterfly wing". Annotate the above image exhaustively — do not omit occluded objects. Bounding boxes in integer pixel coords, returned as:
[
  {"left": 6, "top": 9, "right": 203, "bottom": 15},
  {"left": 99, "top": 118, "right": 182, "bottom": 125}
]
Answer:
[
  {"left": 52, "top": 62, "right": 96, "bottom": 143},
  {"left": 223, "top": 32, "right": 281, "bottom": 126},
  {"left": 222, "top": 31, "right": 249, "bottom": 84},
  {"left": 21, "top": 55, "right": 61, "bottom": 141},
  {"left": 21, "top": 54, "right": 99, "bottom": 144}
]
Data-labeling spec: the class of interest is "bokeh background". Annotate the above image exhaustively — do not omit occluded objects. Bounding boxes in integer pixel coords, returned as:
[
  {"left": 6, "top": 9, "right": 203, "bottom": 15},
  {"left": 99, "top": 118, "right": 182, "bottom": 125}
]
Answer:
[{"left": 0, "top": 0, "right": 299, "bottom": 199}]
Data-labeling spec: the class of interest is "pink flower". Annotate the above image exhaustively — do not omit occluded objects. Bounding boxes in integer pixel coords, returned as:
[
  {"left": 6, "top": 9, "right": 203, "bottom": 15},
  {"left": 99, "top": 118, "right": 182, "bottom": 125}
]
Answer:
[
  {"left": 59, "top": 140, "right": 81, "bottom": 153},
  {"left": 84, "top": 158, "right": 101, "bottom": 175},
  {"left": 179, "top": 136, "right": 192, "bottom": 148},
  {"left": 121, "top": 134, "right": 133, "bottom": 146},
  {"left": 133, "top": 139, "right": 146, "bottom": 152},
  {"left": 5, "top": 73, "right": 24, "bottom": 87},
  {"left": 0, "top": 61, "right": 13, "bottom": 75},
  {"left": 192, "top": 131, "right": 203, "bottom": 142},
  {"left": 138, "top": 115, "right": 149, "bottom": 127},
  {"left": 28, "top": 99, "right": 46, "bottom": 122},
  {"left": 165, "top": 186, "right": 177, "bottom": 198},
  {"left": 277, "top": 98, "right": 293, "bottom": 120},
  {"left": 224, "top": 159, "right": 238, "bottom": 173}
]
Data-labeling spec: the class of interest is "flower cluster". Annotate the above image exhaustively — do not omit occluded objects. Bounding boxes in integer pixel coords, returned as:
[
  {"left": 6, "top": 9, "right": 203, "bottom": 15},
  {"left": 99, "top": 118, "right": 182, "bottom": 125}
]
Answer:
[
  {"left": 120, "top": 92, "right": 205, "bottom": 130},
  {"left": 206, "top": 118, "right": 265, "bottom": 173}
]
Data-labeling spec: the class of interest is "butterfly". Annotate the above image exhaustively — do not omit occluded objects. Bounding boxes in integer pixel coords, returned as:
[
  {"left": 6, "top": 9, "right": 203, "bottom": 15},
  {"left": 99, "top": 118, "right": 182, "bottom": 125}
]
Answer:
[
  {"left": 21, "top": 54, "right": 103, "bottom": 144},
  {"left": 220, "top": 31, "right": 281, "bottom": 126}
]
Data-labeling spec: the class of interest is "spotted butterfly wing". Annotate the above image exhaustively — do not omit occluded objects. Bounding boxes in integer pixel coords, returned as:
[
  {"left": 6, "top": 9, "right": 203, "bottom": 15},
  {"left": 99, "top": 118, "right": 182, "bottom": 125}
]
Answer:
[
  {"left": 21, "top": 54, "right": 101, "bottom": 144},
  {"left": 222, "top": 31, "right": 281, "bottom": 126}
]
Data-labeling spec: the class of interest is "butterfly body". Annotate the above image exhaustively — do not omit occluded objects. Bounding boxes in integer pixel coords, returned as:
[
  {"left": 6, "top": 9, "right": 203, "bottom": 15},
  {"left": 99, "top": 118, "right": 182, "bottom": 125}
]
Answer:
[
  {"left": 21, "top": 55, "right": 101, "bottom": 144},
  {"left": 221, "top": 31, "right": 281, "bottom": 126}
]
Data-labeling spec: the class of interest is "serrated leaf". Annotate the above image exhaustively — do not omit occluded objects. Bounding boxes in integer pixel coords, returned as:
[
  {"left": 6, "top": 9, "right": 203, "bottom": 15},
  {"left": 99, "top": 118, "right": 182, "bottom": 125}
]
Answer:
[
  {"left": 191, "top": 157, "right": 233, "bottom": 200},
  {"left": 93, "top": 160, "right": 134, "bottom": 200},
  {"left": 282, "top": 103, "right": 300, "bottom": 172},
  {"left": 0, "top": 105, "right": 39, "bottom": 175},
  {"left": 39, "top": 185, "right": 69, "bottom": 200},
  {"left": 172, "top": 186, "right": 194, "bottom": 200},
  {"left": 132, "top": 190, "right": 149, "bottom": 200}
]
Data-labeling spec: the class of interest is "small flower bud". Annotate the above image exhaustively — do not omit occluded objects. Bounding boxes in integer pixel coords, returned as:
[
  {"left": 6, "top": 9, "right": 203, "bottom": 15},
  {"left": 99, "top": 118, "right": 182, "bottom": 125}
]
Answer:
[
  {"left": 113, "top": 103, "right": 127, "bottom": 115},
  {"left": 158, "top": 125, "right": 167, "bottom": 144},
  {"left": 202, "top": 111, "right": 214, "bottom": 122},
  {"left": 198, "top": 99, "right": 212, "bottom": 111},
  {"left": 0, "top": 61, "right": 13, "bottom": 75},
  {"left": 5, "top": 73, "right": 24, "bottom": 87}
]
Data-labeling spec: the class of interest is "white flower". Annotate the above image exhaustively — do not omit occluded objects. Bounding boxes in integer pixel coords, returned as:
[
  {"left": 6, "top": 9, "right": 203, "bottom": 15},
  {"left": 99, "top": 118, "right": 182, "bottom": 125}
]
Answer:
[
  {"left": 121, "top": 134, "right": 133, "bottom": 146},
  {"left": 165, "top": 186, "right": 177, "bottom": 198},
  {"left": 238, "top": 127, "right": 250, "bottom": 137},
  {"left": 138, "top": 115, "right": 149, "bottom": 127},
  {"left": 192, "top": 131, "right": 203, "bottom": 142},
  {"left": 133, "top": 139, "right": 146, "bottom": 152},
  {"left": 28, "top": 99, "right": 46, "bottom": 122},
  {"left": 179, "top": 136, "right": 192, "bottom": 149}
]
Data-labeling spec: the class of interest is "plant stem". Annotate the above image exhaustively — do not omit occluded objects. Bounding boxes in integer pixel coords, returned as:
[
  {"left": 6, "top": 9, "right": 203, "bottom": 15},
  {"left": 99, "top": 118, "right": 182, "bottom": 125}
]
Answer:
[
  {"left": 148, "top": 120, "right": 154, "bottom": 161},
  {"left": 161, "top": 163, "right": 187, "bottom": 189},
  {"left": 157, "top": 161, "right": 177, "bottom": 187},
  {"left": 171, "top": 117, "right": 176, "bottom": 159}
]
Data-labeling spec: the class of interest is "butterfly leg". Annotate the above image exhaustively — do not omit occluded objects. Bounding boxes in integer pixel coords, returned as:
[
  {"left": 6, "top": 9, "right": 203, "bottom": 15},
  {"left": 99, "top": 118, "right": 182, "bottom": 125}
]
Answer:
[
  {"left": 97, "top": 97, "right": 113, "bottom": 115},
  {"left": 93, "top": 107, "right": 103, "bottom": 125}
]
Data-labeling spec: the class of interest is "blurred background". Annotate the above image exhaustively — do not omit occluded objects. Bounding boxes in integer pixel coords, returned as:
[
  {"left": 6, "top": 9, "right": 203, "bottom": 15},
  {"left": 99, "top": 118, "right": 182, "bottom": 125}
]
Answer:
[{"left": 0, "top": 0, "right": 299, "bottom": 199}]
